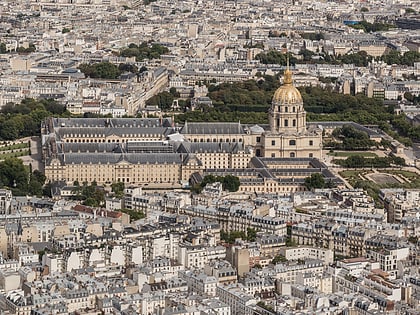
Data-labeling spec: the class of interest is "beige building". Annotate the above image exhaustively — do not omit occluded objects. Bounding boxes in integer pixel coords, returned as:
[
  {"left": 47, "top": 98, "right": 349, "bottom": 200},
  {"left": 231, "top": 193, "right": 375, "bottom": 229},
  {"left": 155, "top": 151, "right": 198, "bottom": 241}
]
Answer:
[{"left": 42, "top": 70, "right": 331, "bottom": 192}]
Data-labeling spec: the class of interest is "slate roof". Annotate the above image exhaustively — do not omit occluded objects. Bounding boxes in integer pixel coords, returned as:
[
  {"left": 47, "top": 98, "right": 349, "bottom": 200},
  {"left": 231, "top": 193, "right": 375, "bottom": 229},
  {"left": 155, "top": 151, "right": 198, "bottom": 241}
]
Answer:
[
  {"left": 56, "top": 126, "right": 168, "bottom": 139},
  {"left": 177, "top": 142, "right": 244, "bottom": 154},
  {"left": 51, "top": 117, "right": 173, "bottom": 128},
  {"left": 62, "top": 153, "right": 186, "bottom": 165},
  {"left": 180, "top": 121, "right": 245, "bottom": 135}
]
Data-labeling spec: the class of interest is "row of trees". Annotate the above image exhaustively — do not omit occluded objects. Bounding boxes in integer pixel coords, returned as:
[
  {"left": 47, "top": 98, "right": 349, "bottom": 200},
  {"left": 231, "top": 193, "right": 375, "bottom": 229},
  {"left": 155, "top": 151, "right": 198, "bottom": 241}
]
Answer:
[
  {"left": 334, "top": 155, "right": 405, "bottom": 168},
  {"left": 255, "top": 51, "right": 297, "bottom": 66},
  {"left": 256, "top": 49, "right": 419, "bottom": 67}
]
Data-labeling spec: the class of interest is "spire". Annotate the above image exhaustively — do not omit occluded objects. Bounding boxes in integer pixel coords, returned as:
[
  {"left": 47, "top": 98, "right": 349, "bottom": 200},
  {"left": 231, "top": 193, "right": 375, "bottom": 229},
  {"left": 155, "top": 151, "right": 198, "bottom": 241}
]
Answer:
[{"left": 284, "top": 55, "right": 293, "bottom": 85}]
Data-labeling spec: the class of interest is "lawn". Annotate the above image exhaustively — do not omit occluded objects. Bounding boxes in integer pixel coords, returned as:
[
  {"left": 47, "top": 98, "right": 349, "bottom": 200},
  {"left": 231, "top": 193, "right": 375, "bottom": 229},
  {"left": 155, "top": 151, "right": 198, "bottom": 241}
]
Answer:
[
  {"left": 339, "top": 169, "right": 420, "bottom": 189},
  {"left": 0, "top": 142, "right": 29, "bottom": 152},
  {"left": 339, "top": 170, "right": 372, "bottom": 186},
  {"left": 0, "top": 149, "right": 30, "bottom": 160},
  {"left": 328, "top": 151, "right": 378, "bottom": 158}
]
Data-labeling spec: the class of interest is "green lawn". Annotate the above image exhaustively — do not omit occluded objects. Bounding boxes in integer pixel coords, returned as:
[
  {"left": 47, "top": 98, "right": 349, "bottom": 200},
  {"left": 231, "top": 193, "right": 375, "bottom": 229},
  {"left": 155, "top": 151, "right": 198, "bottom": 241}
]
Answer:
[
  {"left": 0, "top": 149, "right": 30, "bottom": 160},
  {"left": 383, "top": 170, "right": 419, "bottom": 180},
  {"left": 0, "top": 142, "right": 29, "bottom": 151},
  {"left": 340, "top": 169, "right": 420, "bottom": 189},
  {"left": 328, "top": 151, "right": 378, "bottom": 158}
]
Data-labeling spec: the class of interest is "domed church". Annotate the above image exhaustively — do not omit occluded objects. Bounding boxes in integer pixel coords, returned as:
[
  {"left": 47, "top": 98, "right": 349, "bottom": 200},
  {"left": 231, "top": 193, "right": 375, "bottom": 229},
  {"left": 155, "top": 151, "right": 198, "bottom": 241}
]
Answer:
[{"left": 256, "top": 67, "right": 323, "bottom": 159}]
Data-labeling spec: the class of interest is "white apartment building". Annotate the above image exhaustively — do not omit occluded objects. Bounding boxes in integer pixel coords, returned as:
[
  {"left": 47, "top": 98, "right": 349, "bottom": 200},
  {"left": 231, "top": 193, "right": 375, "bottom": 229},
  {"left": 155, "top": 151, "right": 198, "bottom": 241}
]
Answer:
[
  {"left": 279, "top": 247, "right": 334, "bottom": 264},
  {"left": 178, "top": 244, "right": 226, "bottom": 268},
  {"left": 179, "top": 270, "right": 218, "bottom": 297},
  {"left": 367, "top": 247, "right": 410, "bottom": 280},
  {"left": 217, "top": 283, "right": 257, "bottom": 315}
]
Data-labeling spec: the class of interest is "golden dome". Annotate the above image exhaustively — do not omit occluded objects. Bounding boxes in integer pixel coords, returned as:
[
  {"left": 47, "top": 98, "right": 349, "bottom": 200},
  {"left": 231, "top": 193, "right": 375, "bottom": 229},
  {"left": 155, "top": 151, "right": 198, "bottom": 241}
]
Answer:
[{"left": 272, "top": 69, "right": 303, "bottom": 105}]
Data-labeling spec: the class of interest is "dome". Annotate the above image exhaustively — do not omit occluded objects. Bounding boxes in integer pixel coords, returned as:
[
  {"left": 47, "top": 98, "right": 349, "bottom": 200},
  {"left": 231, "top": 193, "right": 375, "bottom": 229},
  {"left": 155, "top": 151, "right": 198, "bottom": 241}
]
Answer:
[
  {"left": 249, "top": 124, "right": 265, "bottom": 134},
  {"left": 272, "top": 69, "right": 303, "bottom": 105}
]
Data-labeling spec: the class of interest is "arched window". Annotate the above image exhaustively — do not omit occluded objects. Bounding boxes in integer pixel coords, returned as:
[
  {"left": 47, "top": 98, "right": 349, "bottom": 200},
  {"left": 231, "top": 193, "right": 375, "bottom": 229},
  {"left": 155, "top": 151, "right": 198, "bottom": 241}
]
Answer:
[
  {"left": 293, "top": 107, "right": 296, "bottom": 112},
  {"left": 293, "top": 119, "right": 296, "bottom": 127}
]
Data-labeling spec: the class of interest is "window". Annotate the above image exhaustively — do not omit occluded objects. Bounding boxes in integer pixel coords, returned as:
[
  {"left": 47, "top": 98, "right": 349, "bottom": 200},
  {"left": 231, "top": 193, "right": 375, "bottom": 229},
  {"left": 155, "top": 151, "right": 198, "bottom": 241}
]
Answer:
[
  {"left": 290, "top": 152, "right": 295, "bottom": 157},
  {"left": 271, "top": 153, "right": 275, "bottom": 157},
  {"left": 285, "top": 107, "right": 288, "bottom": 113},
  {"left": 271, "top": 140, "right": 275, "bottom": 146},
  {"left": 289, "top": 140, "right": 296, "bottom": 145},
  {"left": 293, "top": 107, "right": 296, "bottom": 112},
  {"left": 292, "top": 119, "right": 296, "bottom": 127},
  {"left": 309, "top": 140, "right": 313, "bottom": 146},
  {"left": 284, "top": 119, "right": 288, "bottom": 127},
  {"left": 309, "top": 153, "right": 313, "bottom": 157}
]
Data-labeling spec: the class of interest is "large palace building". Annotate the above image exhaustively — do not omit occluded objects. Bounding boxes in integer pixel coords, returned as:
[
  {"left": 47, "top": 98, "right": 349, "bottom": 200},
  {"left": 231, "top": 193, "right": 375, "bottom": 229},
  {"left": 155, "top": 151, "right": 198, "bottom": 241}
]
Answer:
[{"left": 42, "top": 70, "right": 335, "bottom": 193}]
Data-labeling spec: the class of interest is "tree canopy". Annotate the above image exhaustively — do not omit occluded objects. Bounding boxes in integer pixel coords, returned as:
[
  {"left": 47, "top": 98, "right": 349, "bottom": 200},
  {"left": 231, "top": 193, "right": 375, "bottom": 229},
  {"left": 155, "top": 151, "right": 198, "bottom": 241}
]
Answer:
[
  {"left": 0, "top": 158, "right": 45, "bottom": 196},
  {"left": 192, "top": 174, "right": 240, "bottom": 193},
  {"left": 72, "top": 181, "right": 105, "bottom": 207},
  {"left": 304, "top": 173, "right": 326, "bottom": 190},
  {"left": 348, "top": 20, "right": 395, "bottom": 32},
  {"left": 78, "top": 62, "right": 121, "bottom": 79},
  {"left": 120, "top": 42, "right": 170, "bottom": 61},
  {"left": 0, "top": 98, "right": 67, "bottom": 141},
  {"left": 255, "top": 50, "right": 297, "bottom": 65},
  {"left": 328, "top": 124, "right": 376, "bottom": 150}
]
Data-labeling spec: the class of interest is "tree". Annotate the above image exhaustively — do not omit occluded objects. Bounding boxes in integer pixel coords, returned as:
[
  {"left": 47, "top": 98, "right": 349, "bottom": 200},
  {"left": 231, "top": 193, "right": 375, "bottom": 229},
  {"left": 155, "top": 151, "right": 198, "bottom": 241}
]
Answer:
[
  {"left": 169, "top": 87, "right": 180, "bottom": 97},
  {"left": 255, "top": 50, "right": 297, "bottom": 65},
  {"left": 119, "top": 208, "right": 146, "bottom": 222},
  {"left": 78, "top": 62, "right": 121, "bottom": 79},
  {"left": 0, "top": 42, "right": 6, "bottom": 54},
  {"left": 246, "top": 228, "right": 257, "bottom": 242},
  {"left": 272, "top": 255, "right": 287, "bottom": 264},
  {"left": 118, "top": 63, "right": 138, "bottom": 73},
  {"left": 222, "top": 175, "right": 240, "bottom": 192},
  {"left": 304, "top": 173, "right": 325, "bottom": 190},
  {"left": 146, "top": 91, "right": 174, "bottom": 110},
  {"left": 0, "top": 158, "right": 29, "bottom": 195},
  {"left": 111, "top": 182, "right": 125, "bottom": 198},
  {"left": 299, "top": 48, "right": 315, "bottom": 62}
]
